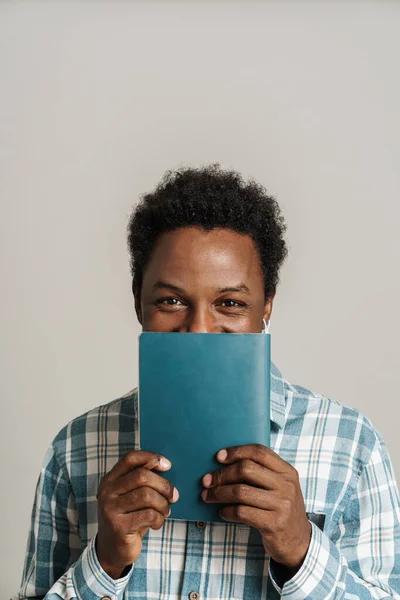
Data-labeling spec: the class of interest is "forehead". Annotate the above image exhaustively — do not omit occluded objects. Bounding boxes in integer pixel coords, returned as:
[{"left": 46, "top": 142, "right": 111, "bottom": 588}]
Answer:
[{"left": 142, "top": 226, "right": 264, "bottom": 288}]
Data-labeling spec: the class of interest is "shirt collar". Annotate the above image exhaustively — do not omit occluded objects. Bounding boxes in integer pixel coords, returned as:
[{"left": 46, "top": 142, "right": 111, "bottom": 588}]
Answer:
[{"left": 270, "top": 362, "right": 286, "bottom": 429}]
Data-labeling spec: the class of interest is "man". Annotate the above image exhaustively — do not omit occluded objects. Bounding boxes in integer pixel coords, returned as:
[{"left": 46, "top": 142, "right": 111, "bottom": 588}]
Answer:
[{"left": 16, "top": 165, "right": 400, "bottom": 599}]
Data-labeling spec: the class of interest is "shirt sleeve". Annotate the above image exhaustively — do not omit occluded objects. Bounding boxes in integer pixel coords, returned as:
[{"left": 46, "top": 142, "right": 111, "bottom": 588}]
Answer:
[
  {"left": 269, "top": 433, "right": 400, "bottom": 599},
  {"left": 14, "top": 445, "right": 133, "bottom": 600}
]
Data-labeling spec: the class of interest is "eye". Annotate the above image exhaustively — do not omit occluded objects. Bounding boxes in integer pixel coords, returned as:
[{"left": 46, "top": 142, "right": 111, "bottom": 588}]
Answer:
[
  {"left": 220, "top": 300, "right": 247, "bottom": 309},
  {"left": 156, "top": 297, "right": 185, "bottom": 307},
  {"left": 221, "top": 300, "right": 239, "bottom": 308}
]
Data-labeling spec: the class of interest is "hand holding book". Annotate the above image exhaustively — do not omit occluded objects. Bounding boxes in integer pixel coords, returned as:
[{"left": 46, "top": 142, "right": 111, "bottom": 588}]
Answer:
[
  {"left": 95, "top": 450, "right": 179, "bottom": 579},
  {"left": 201, "top": 443, "right": 312, "bottom": 576}
]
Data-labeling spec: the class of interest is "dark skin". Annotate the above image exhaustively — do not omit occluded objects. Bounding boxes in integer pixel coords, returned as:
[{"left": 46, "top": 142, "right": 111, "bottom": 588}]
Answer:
[{"left": 96, "top": 226, "right": 311, "bottom": 580}]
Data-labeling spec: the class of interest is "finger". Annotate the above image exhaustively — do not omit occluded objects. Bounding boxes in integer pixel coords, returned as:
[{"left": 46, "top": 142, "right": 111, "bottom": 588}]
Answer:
[
  {"left": 104, "top": 451, "right": 172, "bottom": 482},
  {"left": 220, "top": 504, "right": 274, "bottom": 531},
  {"left": 111, "top": 468, "right": 179, "bottom": 502},
  {"left": 123, "top": 508, "right": 166, "bottom": 533},
  {"left": 202, "top": 484, "right": 279, "bottom": 511},
  {"left": 202, "top": 460, "right": 280, "bottom": 490},
  {"left": 216, "top": 445, "right": 289, "bottom": 473},
  {"left": 117, "top": 486, "right": 171, "bottom": 517},
  {"left": 142, "top": 457, "right": 164, "bottom": 470}
]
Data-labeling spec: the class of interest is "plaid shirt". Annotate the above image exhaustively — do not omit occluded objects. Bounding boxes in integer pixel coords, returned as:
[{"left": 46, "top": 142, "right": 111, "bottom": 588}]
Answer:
[{"left": 15, "top": 363, "right": 400, "bottom": 600}]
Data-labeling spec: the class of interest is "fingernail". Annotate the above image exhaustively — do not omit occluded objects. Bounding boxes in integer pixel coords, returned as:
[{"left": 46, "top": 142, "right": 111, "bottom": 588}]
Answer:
[
  {"left": 159, "top": 457, "right": 171, "bottom": 469},
  {"left": 217, "top": 449, "right": 228, "bottom": 462},
  {"left": 202, "top": 473, "right": 212, "bottom": 487},
  {"left": 201, "top": 489, "right": 208, "bottom": 501},
  {"left": 172, "top": 487, "right": 179, "bottom": 502},
  {"left": 167, "top": 508, "right": 171, "bottom": 518}
]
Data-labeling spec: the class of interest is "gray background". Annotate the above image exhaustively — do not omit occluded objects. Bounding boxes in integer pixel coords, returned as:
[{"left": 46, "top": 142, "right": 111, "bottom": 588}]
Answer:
[{"left": 1, "top": 1, "right": 399, "bottom": 597}]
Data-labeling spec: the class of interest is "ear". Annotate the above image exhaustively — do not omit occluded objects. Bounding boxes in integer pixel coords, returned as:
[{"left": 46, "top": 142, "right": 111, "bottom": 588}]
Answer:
[
  {"left": 132, "top": 281, "right": 143, "bottom": 326},
  {"left": 263, "top": 291, "right": 275, "bottom": 324}
]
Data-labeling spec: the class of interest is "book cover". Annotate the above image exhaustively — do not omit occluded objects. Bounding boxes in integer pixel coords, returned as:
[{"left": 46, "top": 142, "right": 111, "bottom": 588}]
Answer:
[{"left": 139, "top": 332, "right": 271, "bottom": 523}]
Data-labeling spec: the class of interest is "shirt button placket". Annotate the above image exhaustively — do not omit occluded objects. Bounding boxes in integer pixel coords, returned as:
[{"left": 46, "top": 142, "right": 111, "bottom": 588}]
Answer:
[{"left": 181, "top": 522, "right": 206, "bottom": 599}]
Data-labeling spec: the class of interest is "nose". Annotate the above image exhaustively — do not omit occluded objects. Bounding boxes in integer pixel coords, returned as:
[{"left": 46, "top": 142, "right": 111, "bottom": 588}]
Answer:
[{"left": 182, "top": 309, "right": 219, "bottom": 333}]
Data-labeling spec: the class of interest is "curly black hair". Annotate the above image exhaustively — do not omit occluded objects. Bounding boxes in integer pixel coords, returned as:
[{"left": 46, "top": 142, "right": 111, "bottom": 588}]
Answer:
[{"left": 127, "top": 164, "right": 288, "bottom": 299}]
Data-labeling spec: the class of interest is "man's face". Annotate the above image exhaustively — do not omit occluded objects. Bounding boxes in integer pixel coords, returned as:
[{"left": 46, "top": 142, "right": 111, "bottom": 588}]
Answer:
[{"left": 136, "top": 226, "right": 274, "bottom": 333}]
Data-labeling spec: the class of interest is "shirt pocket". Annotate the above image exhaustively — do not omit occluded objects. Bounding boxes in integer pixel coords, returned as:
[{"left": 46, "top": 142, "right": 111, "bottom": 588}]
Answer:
[{"left": 306, "top": 511, "right": 326, "bottom": 531}]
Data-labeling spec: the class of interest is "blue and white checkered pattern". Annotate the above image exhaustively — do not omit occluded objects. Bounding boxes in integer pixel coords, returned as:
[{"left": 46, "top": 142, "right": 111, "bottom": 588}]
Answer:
[{"left": 15, "top": 364, "right": 400, "bottom": 599}]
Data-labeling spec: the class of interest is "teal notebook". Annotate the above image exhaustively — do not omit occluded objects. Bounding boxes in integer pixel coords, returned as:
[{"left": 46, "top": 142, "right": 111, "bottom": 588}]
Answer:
[{"left": 139, "top": 332, "right": 271, "bottom": 523}]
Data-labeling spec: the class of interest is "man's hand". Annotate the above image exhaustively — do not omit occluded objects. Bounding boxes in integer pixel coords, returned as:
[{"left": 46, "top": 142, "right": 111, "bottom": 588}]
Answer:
[
  {"left": 96, "top": 450, "right": 179, "bottom": 579},
  {"left": 201, "top": 444, "right": 311, "bottom": 573}
]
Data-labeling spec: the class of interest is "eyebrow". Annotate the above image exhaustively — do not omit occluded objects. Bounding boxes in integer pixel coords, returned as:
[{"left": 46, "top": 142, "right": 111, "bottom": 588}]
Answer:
[
  {"left": 216, "top": 285, "right": 251, "bottom": 295},
  {"left": 153, "top": 281, "right": 252, "bottom": 295},
  {"left": 152, "top": 281, "right": 186, "bottom": 294}
]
